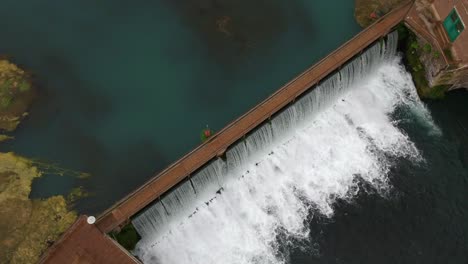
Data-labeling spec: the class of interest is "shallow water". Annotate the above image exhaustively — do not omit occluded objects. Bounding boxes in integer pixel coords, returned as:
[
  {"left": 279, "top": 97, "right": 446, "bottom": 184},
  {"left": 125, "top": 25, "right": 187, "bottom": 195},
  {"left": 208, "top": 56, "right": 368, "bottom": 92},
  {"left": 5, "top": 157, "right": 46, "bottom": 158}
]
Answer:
[{"left": 0, "top": 0, "right": 359, "bottom": 212}]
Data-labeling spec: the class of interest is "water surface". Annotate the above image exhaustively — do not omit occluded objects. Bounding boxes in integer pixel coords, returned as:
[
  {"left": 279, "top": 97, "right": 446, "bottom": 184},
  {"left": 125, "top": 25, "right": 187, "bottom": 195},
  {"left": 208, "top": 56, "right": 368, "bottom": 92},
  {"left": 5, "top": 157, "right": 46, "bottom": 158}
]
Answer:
[
  {"left": 298, "top": 89, "right": 468, "bottom": 264},
  {"left": 0, "top": 0, "right": 360, "bottom": 212}
]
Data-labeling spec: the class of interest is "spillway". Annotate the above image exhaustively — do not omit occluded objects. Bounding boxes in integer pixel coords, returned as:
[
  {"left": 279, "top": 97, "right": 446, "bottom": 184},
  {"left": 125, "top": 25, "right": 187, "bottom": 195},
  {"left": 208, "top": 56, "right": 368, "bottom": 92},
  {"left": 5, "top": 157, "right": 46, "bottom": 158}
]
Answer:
[{"left": 131, "top": 31, "right": 439, "bottom": 264}]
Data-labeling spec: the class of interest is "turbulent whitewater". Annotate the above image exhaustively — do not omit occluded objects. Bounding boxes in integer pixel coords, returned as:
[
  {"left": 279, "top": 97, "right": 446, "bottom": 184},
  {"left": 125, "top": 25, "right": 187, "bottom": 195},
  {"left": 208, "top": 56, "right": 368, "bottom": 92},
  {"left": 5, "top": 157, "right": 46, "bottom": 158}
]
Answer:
[{"left": 132, "top": 32, "right": 438, "bottom": 264}]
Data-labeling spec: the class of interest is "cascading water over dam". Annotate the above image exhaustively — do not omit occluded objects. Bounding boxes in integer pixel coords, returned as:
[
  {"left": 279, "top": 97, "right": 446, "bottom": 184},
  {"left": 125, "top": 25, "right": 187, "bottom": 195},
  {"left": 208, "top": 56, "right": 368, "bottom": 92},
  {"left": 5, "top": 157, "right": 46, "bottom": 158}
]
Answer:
[{"left": 131, "top": 31, "right": 438, "bottom": 264}]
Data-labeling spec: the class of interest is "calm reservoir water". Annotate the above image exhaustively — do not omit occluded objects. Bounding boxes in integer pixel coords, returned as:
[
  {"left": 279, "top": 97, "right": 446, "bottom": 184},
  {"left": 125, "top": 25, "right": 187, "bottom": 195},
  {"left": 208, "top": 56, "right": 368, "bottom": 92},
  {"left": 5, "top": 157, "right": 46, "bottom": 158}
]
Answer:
[{"left": 0, "top": 0, "right": 359, "bottom": 212}]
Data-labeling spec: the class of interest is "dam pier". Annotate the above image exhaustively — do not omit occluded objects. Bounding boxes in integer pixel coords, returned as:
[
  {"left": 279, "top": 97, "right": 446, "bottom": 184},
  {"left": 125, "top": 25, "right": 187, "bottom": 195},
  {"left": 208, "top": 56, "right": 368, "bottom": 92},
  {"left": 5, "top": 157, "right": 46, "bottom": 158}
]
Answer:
[{"left": 40, "top": 2, "right": 414, "bottom": 263}]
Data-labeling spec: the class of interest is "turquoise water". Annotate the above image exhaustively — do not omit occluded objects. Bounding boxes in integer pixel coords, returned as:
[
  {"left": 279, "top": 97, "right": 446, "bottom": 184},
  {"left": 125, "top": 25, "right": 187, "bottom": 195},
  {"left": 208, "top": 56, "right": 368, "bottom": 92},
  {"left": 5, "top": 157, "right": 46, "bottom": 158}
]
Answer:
[{"left": 0, "top": 0, "right": 360, "bottom": 213}]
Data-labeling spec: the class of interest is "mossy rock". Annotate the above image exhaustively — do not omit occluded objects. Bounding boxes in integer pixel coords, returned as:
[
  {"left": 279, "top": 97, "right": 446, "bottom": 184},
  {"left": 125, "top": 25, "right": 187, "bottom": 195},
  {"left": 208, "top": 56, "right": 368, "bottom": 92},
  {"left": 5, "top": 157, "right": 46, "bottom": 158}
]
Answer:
[
  {"left": 396, "top": 24, "right": 450, "bottom": 99},
  {"left": 419, "top": 85, "right": 450, "bottom": 100},
  {"left": 0, "top": 60, "right": 35, "bottom": 132}
]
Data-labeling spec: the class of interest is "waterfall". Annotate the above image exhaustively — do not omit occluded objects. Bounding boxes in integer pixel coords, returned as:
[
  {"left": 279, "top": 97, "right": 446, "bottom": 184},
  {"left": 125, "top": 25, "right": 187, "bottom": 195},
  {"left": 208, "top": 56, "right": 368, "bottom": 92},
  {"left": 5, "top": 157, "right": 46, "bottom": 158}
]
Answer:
[
  {"left": 245, "top": 123, "right": 274, "bottom": 158},
  {"left": 190, "top": 158, "right": 226, "bottom": 196},
  {"left": 133, "top": 159, "right": 227, "bottom": 242},
  {"left": 131, "top": 31, "right": 428, "bottom": 263}
]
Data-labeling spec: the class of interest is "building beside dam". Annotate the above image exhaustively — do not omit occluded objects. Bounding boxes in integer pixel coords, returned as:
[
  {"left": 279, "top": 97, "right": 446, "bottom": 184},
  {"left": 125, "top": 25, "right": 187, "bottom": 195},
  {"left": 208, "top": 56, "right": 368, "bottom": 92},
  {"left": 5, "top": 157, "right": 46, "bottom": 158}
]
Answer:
[{"left": 406, "top": 0, "right": 468, "bottom": 89}]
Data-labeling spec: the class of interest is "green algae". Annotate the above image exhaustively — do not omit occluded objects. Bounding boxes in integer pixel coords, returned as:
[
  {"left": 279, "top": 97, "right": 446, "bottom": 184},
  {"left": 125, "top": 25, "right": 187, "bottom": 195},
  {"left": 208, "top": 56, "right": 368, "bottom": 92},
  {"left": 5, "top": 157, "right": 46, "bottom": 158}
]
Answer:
[
  {"left": 396, "top": 24, "right": 450, "bottom": 99},
  {"left": 0, "top": 153, "right": 90, "bottom": 264},
  {"left": 0, "top": 60, "right": 85, "bottom": 264},
  {"left": 0, "top": 134, "right": 13, "bottom": 142},
  {"left": 0, "top": 59, "right": 35, "bottom": 132},
  {"left": 67, "top": 186, "right": 90, "bottom": 204},
  {"left": 29, "top": 158, "right": 92, "bottom": 179},
  {"left": 0, "top": 152, "right": 78, "bottom": 264}
]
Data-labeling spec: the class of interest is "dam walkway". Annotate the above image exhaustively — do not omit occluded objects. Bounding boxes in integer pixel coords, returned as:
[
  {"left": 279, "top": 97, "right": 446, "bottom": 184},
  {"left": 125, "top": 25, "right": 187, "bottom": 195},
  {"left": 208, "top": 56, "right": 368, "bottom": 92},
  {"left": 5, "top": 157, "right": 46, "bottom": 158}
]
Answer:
[{"left": 39, "top": 2, "right": 414, "bottom": 263}]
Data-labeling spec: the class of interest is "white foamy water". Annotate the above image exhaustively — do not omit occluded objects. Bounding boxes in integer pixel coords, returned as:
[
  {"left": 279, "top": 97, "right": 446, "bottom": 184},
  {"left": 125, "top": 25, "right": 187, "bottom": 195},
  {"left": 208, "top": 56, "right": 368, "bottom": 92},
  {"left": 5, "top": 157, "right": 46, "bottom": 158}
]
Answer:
[{"left": 133, "top": 34, "right": 439, "bottom": 263}]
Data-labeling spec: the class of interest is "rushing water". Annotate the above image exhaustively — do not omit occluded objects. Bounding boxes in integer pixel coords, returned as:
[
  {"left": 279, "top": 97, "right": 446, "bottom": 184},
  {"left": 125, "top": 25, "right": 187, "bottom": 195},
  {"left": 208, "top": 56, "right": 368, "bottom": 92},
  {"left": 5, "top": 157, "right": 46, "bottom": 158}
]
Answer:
[
  {"left": 132, "top": 70, "right": 468, "bottom": 264},
  {"left": 130, "top": 32, "right": 463, "bottom": 264},
  {"left": 132, "top": 32, "right": 399, "bottom": 247},
  {"left": 132, "top": 31, "right": 468, "bottom": 262},
  {"left": 0, "top": 0, "right": 359, "bottom": 213}
]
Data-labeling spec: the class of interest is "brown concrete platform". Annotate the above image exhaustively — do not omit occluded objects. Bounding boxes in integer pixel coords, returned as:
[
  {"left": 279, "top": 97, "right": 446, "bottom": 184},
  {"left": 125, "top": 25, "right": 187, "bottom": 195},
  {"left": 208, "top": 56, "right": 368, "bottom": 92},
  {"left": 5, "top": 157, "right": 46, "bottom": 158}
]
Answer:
[
  {"left": 38, "top": 216, "right": 139, "bottom": 264},
  {"left": 405, "top": 3, "right": 450, "bottom": 65}
]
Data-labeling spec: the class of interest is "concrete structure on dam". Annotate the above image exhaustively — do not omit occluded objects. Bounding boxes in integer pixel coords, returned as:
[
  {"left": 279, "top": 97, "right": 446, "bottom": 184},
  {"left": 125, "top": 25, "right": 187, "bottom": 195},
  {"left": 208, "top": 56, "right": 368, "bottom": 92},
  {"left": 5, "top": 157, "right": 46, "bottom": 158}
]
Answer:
[
  {"left": 39, "top": 2, "right": 418, "bottom": 263},
  {"left": 405, "top": 0, "right": 468, "bottom": 89}
]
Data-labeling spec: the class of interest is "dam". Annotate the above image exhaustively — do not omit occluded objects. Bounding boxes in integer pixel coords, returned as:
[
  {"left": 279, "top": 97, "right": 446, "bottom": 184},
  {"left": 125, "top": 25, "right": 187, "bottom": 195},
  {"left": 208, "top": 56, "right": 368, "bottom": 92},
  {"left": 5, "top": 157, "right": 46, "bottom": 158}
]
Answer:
[
  {"left": 132, "top": 30, "right": 402, "bottom": 263},
  {"left": 95, "top": 1, "right": 412, "bottom": 235},
  {"left": 40, "top": 2, "right": 416, "bottom": 263}
]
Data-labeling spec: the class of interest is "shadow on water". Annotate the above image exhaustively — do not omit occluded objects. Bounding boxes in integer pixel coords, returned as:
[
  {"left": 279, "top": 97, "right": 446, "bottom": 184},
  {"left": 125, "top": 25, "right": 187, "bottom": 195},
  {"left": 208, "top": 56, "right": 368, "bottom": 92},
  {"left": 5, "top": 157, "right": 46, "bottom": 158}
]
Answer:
[
  {"left": 39, "top": 54, "right": 113, "bottom": 121},
  {"left": 29, "top": 137, "right": 169, "bottom": 213},
  {"left": 163, "top": 0, "right": 317, "bottom": 107},
  {"left": 77, "top": 140, "right": 169, "bottom": 213},
  {"left": 163, "top": 0, "right": 314, "bottom": 64}
]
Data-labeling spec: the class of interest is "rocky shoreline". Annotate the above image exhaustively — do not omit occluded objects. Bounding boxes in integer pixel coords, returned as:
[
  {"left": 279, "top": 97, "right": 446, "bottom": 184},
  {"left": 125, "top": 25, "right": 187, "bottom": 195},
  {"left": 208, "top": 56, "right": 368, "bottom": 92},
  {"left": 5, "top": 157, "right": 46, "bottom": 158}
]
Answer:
[
  {"left": 354, "top": 0, "right": 405, "bottom": 27},
  {"left": 355, "top": 0, "right": 468, "bottom": 99},
  {"left": 0, "top": 59, "right": 79, "bottom": 264}
]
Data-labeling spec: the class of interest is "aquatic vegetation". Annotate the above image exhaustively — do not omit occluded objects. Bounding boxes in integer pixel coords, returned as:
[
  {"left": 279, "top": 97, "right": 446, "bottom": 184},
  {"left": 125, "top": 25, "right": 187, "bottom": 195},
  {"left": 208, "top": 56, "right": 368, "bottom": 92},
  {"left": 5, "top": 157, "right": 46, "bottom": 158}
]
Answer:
[
  {"left": 0, "top": 59, "right": 90, "bottom": 263},
  {"left": 0, "top": 134, "right": 13, "bottom": 142},
  {"left": 0, "top": 152, "right": 78, "bottom": 264},
  {"left": 29, "top": 158, "right": 92, "bottom": 179},
  {"left": 216, "top": 16, "right": 232, "bottom": 37},
  {"left": 397, "top": 24, "right": 450, "bottom": 99},
  {"left": 67, "top": 186, "right": 91, "bottom": 204},
  {"left": 354, "top": 0, "right": 405, "bottom": 27},
  {"left": 0, "top": 59, "right": 34, "bottom": 132}
]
